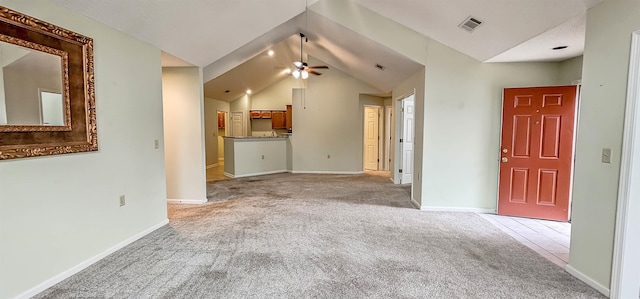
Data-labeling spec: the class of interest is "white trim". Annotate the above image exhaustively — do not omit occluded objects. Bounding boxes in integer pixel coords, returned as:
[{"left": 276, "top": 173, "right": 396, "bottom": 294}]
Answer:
[
  {"left": 291, "top": 170, "right": 364, "bottom": 175},
  {"left": 565, "top": 265, "right": 610, "bottom": 297},
  {"left": 225, "top": 170, "right": 288, "bottom": 178},
  {"left": 218, "top": 157, "right": 225, "bottom": 161},
  {"left": 610, "top": 29, "right": 640, "bottom": 299},
  {"left": 410, "top": 198, "right": 421, "bottom": 209},
  {"left": 419, "top": 206, "right": 496, "bottom": 213},
  {"left": 16, "top": 219, "right": 169, "bottom": 299},
  {"left": 206, "top": 163, "right": 218, "bottom": 169},
  {"left": 166, "top": 199, "right": 207, "bottom": 204}
]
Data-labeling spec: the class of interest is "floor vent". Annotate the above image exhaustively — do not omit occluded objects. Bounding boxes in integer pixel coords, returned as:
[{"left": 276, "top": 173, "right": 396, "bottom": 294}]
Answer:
[{"left": 459, "top": 16, "right": 483, "bottom": 32}]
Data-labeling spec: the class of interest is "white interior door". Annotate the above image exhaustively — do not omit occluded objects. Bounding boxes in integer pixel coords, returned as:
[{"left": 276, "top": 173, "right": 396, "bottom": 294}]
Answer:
[
  {"left": 364, "top": 106, "right": 380, "bottom": 170},
  {"left": 231, "top": 111, "right": 244, "bottom": 137},
  {"left": 401, "top": 97, "right": 415, "bottom": 184}
]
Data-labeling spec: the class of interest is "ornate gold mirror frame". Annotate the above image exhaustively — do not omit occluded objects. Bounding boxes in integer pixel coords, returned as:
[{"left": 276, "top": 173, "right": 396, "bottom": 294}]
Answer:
[{"left": 0, "top": 5, "right": 97, "bottom": 160}]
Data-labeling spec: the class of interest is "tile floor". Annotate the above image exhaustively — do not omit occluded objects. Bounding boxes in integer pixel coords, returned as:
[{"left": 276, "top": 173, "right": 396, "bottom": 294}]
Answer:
[
  {"left": 479, "top": 213, "right": 571, "bottom": 268},
  {"left": 206, "top": 161, "right": 230, "bottom": 182}
]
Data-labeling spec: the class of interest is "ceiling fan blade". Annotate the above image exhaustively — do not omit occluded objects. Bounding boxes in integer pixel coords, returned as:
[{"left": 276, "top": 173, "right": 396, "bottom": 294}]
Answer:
[
  {"left": 307, "top": 65, "right": 329, "bottom": 69},
  {"left": 309, "top": 70, "right": 322, "bottom": 76}
]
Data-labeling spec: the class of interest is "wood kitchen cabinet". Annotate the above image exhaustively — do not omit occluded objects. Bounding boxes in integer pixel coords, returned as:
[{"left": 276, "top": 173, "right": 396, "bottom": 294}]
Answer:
[
  {"left": 250, "top": 111, "right": 261, "bottom": 119},
  {"left": 271, "top": 111, "right": 286, "bottom": 129},
  {"left": 260, "top": 111, "right": 272, "bottom": 119},
  {"left": 286, "top": 105, "right": 292, "bottom": 130}
]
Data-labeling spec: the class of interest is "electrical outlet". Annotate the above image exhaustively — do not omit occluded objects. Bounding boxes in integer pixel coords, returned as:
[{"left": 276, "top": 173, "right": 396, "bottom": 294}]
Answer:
[
  {"left": 154, "top": 139, "right": 160, "bottom": 149},
  {"left": 119, "top": 195, "right": 126, "bottom": 207},
  {"left": 602, "top": 148, "right": 612, "bottom": 164}
]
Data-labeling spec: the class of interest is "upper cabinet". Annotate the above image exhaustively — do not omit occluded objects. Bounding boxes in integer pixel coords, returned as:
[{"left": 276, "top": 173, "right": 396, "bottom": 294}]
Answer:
[
  {"left": 272, "top": 111, "right": 286, "bottom": 129},
  {"left": 286, "top": 105, "right": 292, "bottom": 130},
  {"left": 250, "top": 106, "right": 291, "bottom": 130}
]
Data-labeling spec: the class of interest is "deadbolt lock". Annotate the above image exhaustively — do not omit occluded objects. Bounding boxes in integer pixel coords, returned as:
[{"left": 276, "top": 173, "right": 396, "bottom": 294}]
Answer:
[
  {"left": 502, "top": 148, "right": 508, "bottom": 153},
  {"left": 501, "top": 157, "right": 508, "bottom": 163}
]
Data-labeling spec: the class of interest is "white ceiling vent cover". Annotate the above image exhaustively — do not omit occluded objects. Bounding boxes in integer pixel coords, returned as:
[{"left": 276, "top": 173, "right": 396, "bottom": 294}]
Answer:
[{"left": 459, "top": 16, "right": 483, "bottom": 32}]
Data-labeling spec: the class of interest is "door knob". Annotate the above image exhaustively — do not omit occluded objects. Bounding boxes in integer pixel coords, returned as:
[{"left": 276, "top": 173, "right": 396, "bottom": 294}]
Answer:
[
  {"left": 501, "top": 157, "right": 508, "bottom": 163},
  {"left": 502, "top": 148, "right": 508, "bottom": 153}
]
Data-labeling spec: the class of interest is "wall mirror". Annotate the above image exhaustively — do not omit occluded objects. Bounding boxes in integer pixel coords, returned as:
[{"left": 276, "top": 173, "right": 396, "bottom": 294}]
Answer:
[{"left": 0, "top": 5, "right": 97, "bottom": 160}]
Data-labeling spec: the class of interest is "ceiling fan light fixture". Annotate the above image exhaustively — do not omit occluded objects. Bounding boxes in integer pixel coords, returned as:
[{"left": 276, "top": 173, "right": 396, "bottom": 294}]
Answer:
[
  {"left": 292, "top": 69, "right": 301, "bottom": 78},
  {"left": 301, "top": 70, "right": 309, "bottom": 79}
]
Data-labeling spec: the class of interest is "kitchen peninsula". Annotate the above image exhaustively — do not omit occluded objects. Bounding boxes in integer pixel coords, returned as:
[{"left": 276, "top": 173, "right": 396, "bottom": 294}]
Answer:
[{"left": 223, "top": 136, "right": 291, "bottom": 178}]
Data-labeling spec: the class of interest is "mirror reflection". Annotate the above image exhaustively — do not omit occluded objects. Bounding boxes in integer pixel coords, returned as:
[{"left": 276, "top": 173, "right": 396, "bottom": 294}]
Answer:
[{"left": 0, "top": 40, "right": 64, "bottom": 126}]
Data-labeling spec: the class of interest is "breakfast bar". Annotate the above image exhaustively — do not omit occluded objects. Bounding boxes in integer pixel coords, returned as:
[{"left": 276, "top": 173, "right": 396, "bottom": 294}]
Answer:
[{"left": 223, "top": 136, "right": 290, "bottom": 178}]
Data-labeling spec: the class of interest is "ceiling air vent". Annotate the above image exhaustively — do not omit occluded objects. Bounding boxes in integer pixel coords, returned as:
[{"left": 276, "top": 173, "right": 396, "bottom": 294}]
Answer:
[{"left": 459, "top": 16, "right": 483, "bottom": 32}]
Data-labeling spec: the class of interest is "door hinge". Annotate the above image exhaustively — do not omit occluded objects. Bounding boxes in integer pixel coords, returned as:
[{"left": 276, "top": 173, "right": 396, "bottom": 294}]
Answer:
[
  {"left": 400, "top": 139, "right": 403, "bottom": 143},
  {"left": 399, "top": 169, "right": 403, "bottom": 173},
  {"left": 402, "top": 108, "right": 405, "bottom": 112},
  {"left": 377, "top": 159, "right": 380, "bottom": 162}
]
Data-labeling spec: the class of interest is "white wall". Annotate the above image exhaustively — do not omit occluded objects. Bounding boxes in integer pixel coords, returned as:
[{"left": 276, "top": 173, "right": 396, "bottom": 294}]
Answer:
[
  {"left": 204, "top": 97, "right": 229, "bottom": 166},
  {"left": 230, "top": 94, "right": 250, "bottom": 136},
  {"left": 569, "top": 0, "right": 640, "bottom": 291},
  {"left": 422, "top": 42, "right": 561, "bottom": 210},
  {"left": 292, "top": 56, "right": 383, "bottom": 173},
  {"left": 251, "top": 76, "right": 298, "bottom": 110},
  {"left": 558, "top": 55, "right": 583, "bottom": 85},
  {"left": 392, "top": 69, "right": 425, "bottom": 197},
  {"left": 0, "top": 1, "right": 168, "bottom": 298},
  {"left": 162, "top": 67, "right": 207, "bottom": 202}
]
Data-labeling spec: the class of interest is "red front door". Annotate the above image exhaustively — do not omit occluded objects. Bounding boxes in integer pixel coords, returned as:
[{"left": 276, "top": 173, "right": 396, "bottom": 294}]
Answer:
[{"left": 498, "top": 86, "right": 578, "bottom": 221}]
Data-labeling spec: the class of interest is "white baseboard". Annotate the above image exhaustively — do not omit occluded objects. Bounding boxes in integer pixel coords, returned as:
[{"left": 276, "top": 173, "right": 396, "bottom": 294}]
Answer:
[
  {"left": 291, "top": 170, "right": 364, "bottom": 175},
  {"left": 225, "top": 170, "right": 288, "bottom": 178},
  {"left": 565, "top": 264, "right": 610, "bottom": 297},
  {"left": 167, "top": 198, "right": 207, "bottom": 204},
  {"left": 419, "top": 206, "right": 496, "bottom": 213},
  {"left": 206, "top": 163, "right": 219, "bottom": 169},
  {"left": 16, "top": 219, "right": 169, "bottom": 299},
  {"left": 218, "top": 157, "right": 224, "bottom": 161}
]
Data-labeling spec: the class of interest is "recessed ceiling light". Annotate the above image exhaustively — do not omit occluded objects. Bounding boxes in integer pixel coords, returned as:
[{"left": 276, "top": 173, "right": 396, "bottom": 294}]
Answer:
[
  {"left": 552, "top": 46, "right": 568, "bottom": 50},
  {"left": 268, "top": 50, "right": 274, "bottom": 56},
  {"left": 246, "top": 89, "right": 252, "bottom": 94}
]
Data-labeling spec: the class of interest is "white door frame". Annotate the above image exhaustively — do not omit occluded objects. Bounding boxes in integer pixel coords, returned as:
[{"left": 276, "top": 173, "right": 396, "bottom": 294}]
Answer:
[
  {"left": 230, "top": 111, "right": 245, "bottom": 137},
  {"left": 217, "top": 110, "right": 229, "bottom": 162},
  {"left": 610, "top": 29, "right": 640, "bottom": 299},
  {"left": 394, "top": 91, "right": 415, "bottom": 185},
  {"left": 363, "top": 105, "right": 383, "bottom": 171},
  {"left": 384, "top": 105, "right": 392, "bottom": 171}
]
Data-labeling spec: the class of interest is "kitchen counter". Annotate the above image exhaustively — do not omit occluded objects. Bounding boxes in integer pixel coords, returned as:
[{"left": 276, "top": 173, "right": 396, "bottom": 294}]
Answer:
[{"left": 223, "top": 137, "right": 291, "bottom": 178}]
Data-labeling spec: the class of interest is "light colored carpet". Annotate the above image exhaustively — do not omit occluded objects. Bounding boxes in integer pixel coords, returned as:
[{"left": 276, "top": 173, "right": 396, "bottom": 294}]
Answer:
[{"left": 36, "top": 173, "right": 603, "bottom": 298}]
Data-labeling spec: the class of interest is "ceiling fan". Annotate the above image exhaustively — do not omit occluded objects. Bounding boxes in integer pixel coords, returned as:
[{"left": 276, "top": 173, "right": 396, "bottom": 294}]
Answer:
[{"left": 292, "top": 33, "right": 328, "bottom": 79}]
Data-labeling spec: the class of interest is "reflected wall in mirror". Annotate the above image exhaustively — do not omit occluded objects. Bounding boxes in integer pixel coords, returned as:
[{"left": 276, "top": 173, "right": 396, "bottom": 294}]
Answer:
[
  {"left": 0, "top": 5, "right": 97, "bottom": 160},
  {"left": 0, "top": 38, "right": 68, "bottom": 127}
]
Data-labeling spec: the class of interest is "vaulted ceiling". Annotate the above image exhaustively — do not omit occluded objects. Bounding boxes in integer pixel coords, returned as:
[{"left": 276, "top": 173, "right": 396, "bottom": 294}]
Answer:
[{"left": 51, "top": 0, "right": 605, "bottom": 101}]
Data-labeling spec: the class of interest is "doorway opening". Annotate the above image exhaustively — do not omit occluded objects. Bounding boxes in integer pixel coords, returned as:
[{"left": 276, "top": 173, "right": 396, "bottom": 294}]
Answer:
[
  {"left": 363, "top": 105, "right": 383, "bottom": 172},
  {"left": 206, "top": 110, "right": 229, "bottom": 182}
]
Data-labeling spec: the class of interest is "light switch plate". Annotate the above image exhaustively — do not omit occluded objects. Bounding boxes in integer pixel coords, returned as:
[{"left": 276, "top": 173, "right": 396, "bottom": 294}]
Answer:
[{"left": 602, "top": 148, "right": 612, "bottom": 164}]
